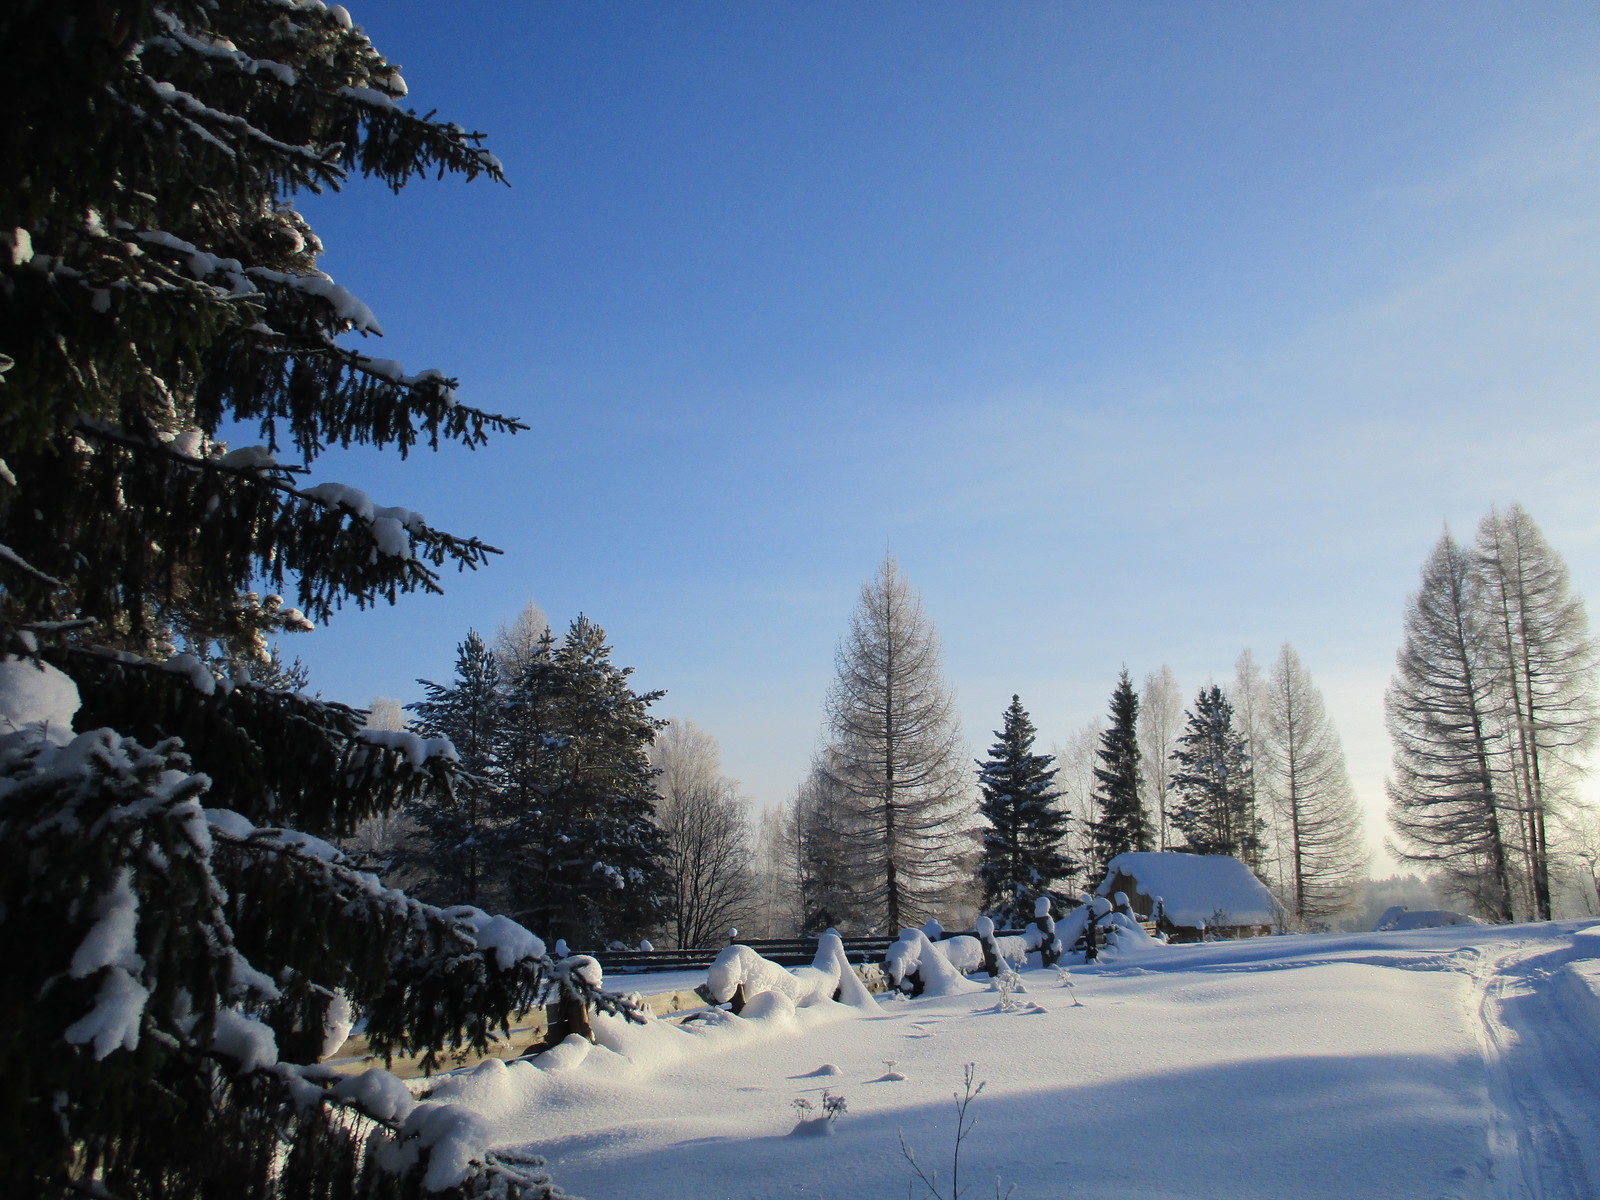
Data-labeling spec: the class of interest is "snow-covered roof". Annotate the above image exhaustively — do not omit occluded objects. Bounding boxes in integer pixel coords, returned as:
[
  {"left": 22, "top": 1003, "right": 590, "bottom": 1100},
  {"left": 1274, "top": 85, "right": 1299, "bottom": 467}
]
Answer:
[
  {"left": 1373, "top": 906, "right": 1484, "bottom": 932},
  {"left": 1098, "top": 852, "right": 1279, "bottom": 928}
]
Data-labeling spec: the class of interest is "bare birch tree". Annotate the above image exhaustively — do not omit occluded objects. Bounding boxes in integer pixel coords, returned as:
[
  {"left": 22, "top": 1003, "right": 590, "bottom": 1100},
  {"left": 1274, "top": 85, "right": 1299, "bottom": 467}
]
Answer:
[
  {"left": 751, "top": 801, "right": 800, "bottom": 936},
  {"left": 821, "top": 556, "right": 975, "bottom": 931},
  {"left": 1054, "top": 718, "right": 1104, "bottom": 877},
  {"left": 1260, "top": 644, "right": 1366, "bottom": 925},
  {"left": 1230, "top": 648, "right": 1270, "bottom": 874},
  {"left": 649, "top": 719, "right": 758, "bottom": 947},
  {"left": 1387, "top": 532, "right": 1515, "bottom": 921},
  {"left": 1476, "top": 504, "right": 1598, "bottom": 920},
  {"left": 1138, "top": 665, "right": 1184, "bottom": 851}
]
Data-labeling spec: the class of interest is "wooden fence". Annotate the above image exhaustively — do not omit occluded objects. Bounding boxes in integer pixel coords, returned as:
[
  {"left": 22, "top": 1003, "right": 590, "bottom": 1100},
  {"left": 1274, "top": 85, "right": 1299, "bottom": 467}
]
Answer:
[{"left": 327, "top": 929, "right": 1017, "bottom": 1080}]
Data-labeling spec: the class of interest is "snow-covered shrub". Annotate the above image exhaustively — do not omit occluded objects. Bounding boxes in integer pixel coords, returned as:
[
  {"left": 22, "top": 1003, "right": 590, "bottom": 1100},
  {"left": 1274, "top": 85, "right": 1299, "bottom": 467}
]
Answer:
[
  {"left": 1099, "top": 911, "right": 1161, "bottom": 960},
  {"left": 706, "top": 932, "right": 876, "bottom": 1009},
  {"left": 936, "top": 934, "right": 986, "bottom": 975},
  {"left": 885, "top": 929, "right": 974, "bottom": 996}
]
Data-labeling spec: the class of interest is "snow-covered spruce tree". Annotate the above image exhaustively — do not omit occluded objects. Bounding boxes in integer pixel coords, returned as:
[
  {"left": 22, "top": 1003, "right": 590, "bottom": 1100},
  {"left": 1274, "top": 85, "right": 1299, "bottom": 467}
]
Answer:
[
  {"left": 498, "top": 617, "right": 675, "bottom": 948},
  {"left": 1087, "top": 668, "right": 1150, "bottom": 879},
  {"left": 1259, "top": 644, "right": 1366, "bottom": 925},
  {"left": 1387, "top": 532, "right": 1516, "bottom": 921},
  {"left": 1476, "top": 504, "right": 1597, "bottom": 921},
  {"left": 976, "top": 695, "right": 1077, "bottom": 925},
  {"left": 1169, "top": 685, "right": 1261, "bottom": 863},
  {"left": 406, "top": 629, "right": 504, "bottom": 907},
  {"left": 0, "top": 5, "right": 631, "bottom": 1197},
  {"left": 820, "top": 556, "right": 976, "bottom": 931}
]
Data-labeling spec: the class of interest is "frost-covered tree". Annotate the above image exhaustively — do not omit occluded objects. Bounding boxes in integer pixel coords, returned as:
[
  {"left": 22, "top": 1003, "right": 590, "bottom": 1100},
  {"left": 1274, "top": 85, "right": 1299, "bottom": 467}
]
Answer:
[
  {"left": 0, "top": 5, "right": 624, "bottom": 1197},
  {"left": 1169, "top": 685, "right": 1260, "bottom": 863},
  {"left": 1053, "top": 717, "right": 1104, "bottom": 867},
  {"left": 1259, "top": 645, "right": 1366, "bottom": 924},
  {"left": 406, "top": 630, "right": 504, "bottom": 906},
  {"left": 1087, "top": 669, "right": 1149, "bottom": 878},
  {"left": 493, "top": 597, "right": 552, "bottom": 679},
  {"left": 649, "top": 719, "right": 757, "bottom": 948},
  {"left": 499, "top": 617, "right": 674, "bottom": 947},
  {"left": 976, "top": 695, "right": 1076, "bottom": 924},
  {"left": 1387, "top": 532, "right": 1516, "bottom": 921},
  {"left": 1229, "top": 648, "right": 1271, "bottom": 870},
  {"left": 1476, "top": 505, "right": 1597, "bottom": 921},
  {"left": 820, "top": 557, "right": 975, "bottom": 931},
  {"left": 1138, "top": 664, "right": 1183, "bottom": 851}
]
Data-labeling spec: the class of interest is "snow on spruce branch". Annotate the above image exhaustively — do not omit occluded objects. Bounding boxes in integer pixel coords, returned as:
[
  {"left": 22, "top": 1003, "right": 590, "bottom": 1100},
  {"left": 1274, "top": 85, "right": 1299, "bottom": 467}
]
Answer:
[
  {"left": 147, "top": 9, "right": 302, "bottom": 88},
  {"left": 145, "top": 77, "right": 332, "bottom": 166}
]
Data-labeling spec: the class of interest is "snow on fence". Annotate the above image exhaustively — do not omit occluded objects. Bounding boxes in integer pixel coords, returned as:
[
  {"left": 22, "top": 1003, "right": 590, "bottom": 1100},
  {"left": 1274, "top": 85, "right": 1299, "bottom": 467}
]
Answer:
[
  {"left": 329, "top": 934, "right": 892, "bottom": 1079},
  {"left": 326, "top": 903, "right": 1151, "bottom": 1079}
]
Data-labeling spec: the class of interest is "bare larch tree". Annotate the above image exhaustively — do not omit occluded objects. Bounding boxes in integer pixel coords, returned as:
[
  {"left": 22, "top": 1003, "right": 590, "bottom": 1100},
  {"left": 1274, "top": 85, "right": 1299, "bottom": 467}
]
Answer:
[
  {"left": 1476, "top": 504, "right": 1597, "bottom": 920},
  {"left": 1387, "top": 531, "right": 1515, "bottom": 921},
  {"left": 822, "top": 556, "right": 975, "bottom": 931},
  {"left": 1260, "top": 644, "right": 1366, "bottom": 925}
]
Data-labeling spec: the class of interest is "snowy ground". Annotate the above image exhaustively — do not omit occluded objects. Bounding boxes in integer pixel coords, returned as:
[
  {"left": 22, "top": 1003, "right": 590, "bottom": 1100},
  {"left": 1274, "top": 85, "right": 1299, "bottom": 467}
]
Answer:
[{"left": 422, "top": 922, "right": 1600, "bottom": 1200}]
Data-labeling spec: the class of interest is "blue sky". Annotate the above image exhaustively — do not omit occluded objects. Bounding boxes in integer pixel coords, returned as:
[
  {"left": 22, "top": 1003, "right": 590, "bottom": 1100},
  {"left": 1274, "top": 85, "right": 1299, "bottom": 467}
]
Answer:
[{"left": 289, "top": 2, "right": 1600, "bottom": 861}]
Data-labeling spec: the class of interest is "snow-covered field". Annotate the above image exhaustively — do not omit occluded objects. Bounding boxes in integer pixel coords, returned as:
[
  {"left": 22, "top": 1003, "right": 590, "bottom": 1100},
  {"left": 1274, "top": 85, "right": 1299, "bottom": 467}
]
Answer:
[{"left": 423, "top": 922, "right": 1600, "bottom": 1200}]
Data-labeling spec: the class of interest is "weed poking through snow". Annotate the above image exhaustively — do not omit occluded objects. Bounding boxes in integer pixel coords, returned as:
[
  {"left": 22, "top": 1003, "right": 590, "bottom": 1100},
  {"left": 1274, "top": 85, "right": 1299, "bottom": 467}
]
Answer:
[
  {"left": 899, "top": 1063, "right": 1014, "bottom": 1198},
  {"left": 791, "top": 1089, "right": 847, "bottom": 1136}
]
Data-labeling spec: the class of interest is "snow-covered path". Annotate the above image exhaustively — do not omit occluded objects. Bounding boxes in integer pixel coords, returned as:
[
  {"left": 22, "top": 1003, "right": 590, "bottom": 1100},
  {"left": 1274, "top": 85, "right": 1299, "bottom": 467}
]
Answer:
[
  {"left": 1470, "top": 930, "right": 1600, "bottom": 1199},
  {"left": 422, "top": 922, "right": 1600, "bottom": 1199}
]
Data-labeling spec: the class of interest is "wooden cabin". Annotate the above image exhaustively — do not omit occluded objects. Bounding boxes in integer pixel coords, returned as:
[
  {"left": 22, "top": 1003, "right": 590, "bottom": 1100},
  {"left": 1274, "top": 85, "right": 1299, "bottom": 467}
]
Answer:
[{"left": 1097, "top": 852, "right": 1278, "bottom": 943}]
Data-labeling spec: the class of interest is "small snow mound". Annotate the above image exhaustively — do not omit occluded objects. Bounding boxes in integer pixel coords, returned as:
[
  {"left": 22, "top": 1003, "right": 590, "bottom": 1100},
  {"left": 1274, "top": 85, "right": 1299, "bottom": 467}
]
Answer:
[
  {"left": 793, "top": 1063, "right": 841, "bottom": 1078},
  {"left": 740, "top": 990, "right": 797, "bottom": 1023},
  {"left": 789, "top": 1116, "right": 837, "bottom": 1138},
  {"left": 532, "top": 1033, "right": 593, "bottom": 1072}
]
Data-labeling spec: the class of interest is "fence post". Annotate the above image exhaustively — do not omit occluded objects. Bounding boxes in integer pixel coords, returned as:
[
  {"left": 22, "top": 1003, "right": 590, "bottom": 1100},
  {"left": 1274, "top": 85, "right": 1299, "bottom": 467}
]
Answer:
[{"left": 1036, "top": 896, "right": 1061, "bottom": 968}]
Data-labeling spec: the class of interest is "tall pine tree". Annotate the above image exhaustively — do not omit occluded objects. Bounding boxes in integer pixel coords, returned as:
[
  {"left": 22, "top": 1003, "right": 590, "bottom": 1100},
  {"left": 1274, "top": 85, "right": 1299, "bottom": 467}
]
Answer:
[
  {"left": 1169, "top": 685, "right": 1262, "bottom": 864},
  {"left": 0, "top": 5, "right": 624, "bottom": 1197},
  {"left": 407, "top": 630, "right": 504, "bottom": 906},
  {"left": 1088, "top": 669, "right": 1150, "bottom": 878},
  {"left": 976, "top": 695, "right": 1076, "bottom": 925},
  {"left": 499, "top": 617, "right": 674, "bottom": 947}
]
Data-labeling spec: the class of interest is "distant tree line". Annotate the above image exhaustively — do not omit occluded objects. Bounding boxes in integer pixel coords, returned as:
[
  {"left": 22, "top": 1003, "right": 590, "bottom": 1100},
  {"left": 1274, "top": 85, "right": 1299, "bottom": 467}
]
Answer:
[{"left": 392, "top": 504, "right": 1595, "bottom": 950}]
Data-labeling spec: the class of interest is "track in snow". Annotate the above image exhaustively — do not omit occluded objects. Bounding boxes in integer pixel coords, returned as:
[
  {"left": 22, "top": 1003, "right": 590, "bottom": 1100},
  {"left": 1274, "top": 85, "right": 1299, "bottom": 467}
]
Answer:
[{"left": 1471, "top": 941, "right": 1600, "bottom": 1200}]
